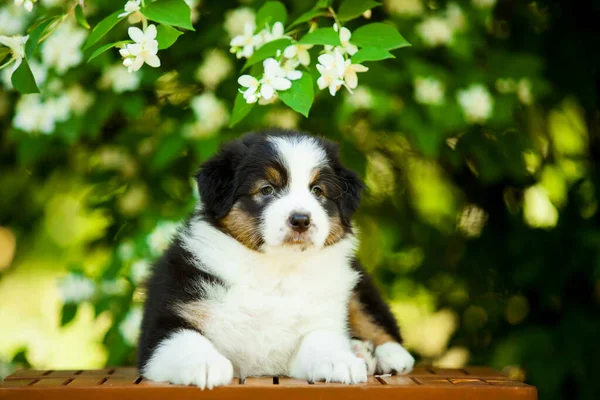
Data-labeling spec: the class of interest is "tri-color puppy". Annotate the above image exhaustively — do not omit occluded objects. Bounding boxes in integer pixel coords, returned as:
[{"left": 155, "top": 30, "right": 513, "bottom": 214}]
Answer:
[{"left": 138, "top": 130, "right": 414, "bottom": 389}]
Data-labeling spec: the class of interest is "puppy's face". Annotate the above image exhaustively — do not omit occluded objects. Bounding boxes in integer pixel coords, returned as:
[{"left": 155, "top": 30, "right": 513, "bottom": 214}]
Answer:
[{"left": 196, "top": 132, "right": 363, "bottom": 251}]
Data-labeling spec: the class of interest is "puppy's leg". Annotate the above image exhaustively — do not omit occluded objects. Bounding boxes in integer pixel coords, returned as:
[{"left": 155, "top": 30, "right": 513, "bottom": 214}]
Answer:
[
  {"left": 350, "top": 260, "right": 415, "bottom": 374},
  {"left": 142, "top": 329, "right": 234, "bottom": 389},
  {"left": 289, "top": 331, "right": 368, "bottom": 384}
]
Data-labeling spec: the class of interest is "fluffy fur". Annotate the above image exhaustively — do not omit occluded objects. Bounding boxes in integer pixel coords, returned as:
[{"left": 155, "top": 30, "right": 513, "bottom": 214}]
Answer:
[{"left": 138, "top": 130, "right": 414, "bottom": 388}]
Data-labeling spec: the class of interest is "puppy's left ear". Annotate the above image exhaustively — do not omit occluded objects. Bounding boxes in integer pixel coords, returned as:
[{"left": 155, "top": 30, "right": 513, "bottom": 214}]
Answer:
[
  {"left": 194, "top": 140, "right": 247, "bottom": 222},
  {"left": 323, "top": 140, "right": 365, "bottom": 227}
]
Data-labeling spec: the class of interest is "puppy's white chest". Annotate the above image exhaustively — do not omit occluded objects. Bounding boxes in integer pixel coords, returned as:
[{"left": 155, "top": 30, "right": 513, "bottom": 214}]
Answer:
[{"left": 200, "top": 262, "right": 357, "bottom": 377}]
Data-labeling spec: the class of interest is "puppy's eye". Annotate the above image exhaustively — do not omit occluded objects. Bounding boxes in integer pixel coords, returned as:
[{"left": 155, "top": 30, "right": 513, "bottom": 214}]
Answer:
[
  {"left": 260, "top": 185, "right": 274, "bottom": 196},
  {"left": 311, "top": 186, "right": 323, "bottom": 197}
]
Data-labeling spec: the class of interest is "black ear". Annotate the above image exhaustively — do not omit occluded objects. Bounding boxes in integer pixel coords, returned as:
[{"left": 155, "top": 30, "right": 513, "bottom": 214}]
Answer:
[
  {"left": 194, "top": 140, "right": 248, "bottom": 222},
  {"left": 322, "top": 140, "right": 365, "bottom": 227}
]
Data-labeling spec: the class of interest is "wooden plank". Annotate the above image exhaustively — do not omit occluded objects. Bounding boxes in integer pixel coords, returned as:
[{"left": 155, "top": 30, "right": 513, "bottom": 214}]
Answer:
[
  {"left": 45, "top": 371, "right": 82, "bottom": 378},
  {"left": 102, "top": 378, "right": 139, "bottom": 387},
  {"left": 450, "top": 378, "right": 488, "bottom": 385},
  {"left": 413, "top": 377, "right": 453, "bottom": 386},
  {"left": 5, "top": 370, "right": 51, "bottom": 379},
  {"left": 463, "top": 367, "right": 507, "bottom": 378},
  {"left": 111, "top": 367, "right": 139, "bottom": 377},
  {"left": 30, "top": 379, "right": 69, "bottom": 387},
  {"left": 377, "top": 375, "right": 417, "bottom": 385},
  {"left": 0, "top": 379, "right": 35, "bottom": 387},
  {"left": 137, "top": 379, "right": 172, "bottom": 387},
  {"left": 430, "top": 368, "right": 469, "bottom": 376},
  {"left": 276, "top": 377, "right": 310, "bottom": 386},
  {"left": 407, "top": 366, "right": 435, "bottom": 376},
  {"left": 66, "top": 378, "right": 105, "bottom": 387},
  {"left": 243, "top": 377, "right": 275, "bottom": 386},
  {"left": 78, "top": 369, "right": 115, "bottom": 377}
]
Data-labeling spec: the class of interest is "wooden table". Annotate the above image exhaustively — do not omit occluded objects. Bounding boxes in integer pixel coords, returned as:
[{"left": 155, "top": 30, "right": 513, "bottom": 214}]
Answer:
[{"left": 1, "top": 366, "right": 537, "bottom": 399}]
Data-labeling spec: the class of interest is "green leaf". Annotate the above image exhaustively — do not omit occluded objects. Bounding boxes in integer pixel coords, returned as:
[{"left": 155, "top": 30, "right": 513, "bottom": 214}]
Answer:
[
  {"left": 298, "top": 27, "right": 341, "bottom": 46},
  {"left": 11, "top": 58, "right": 39, "bottom": 94},
  {"left": 151, "top": 135, "right": 186, "bottom": 170},
  {"left": 230, "top": 92, "right": 254, "bottom": 127},
  {"left": 338, "top": 0, "right": 380, "bottom": 21},
  {"left": 278, "top": 73, "right": 314, "bottom": 117},
  {"left": 351, "top": 47, "right": 395, "bottom": 63},
  {"left": 316, "top": 0, "right": 332, "bottom": 7},
  {"left": 83, "top": 10, "right": 125, "bottom": 50},
  {"left": 288, "top": 8, "right": 327, "bottom": 29},
  {"left": 75, "top": 4, "right": 91, "bottom": 29},
  {"left": 142, "top": 0, "right": 195, "bottom": 31},
  {"left": 61, "top": 303, "right": 78, "bottom": 326},
  {"left": 0, "top": 48, "right": 10, "bottom": 65},
  {"left": 351, "top": 23, "right": 411, "bottom": 50},
  {"left": 25, "top": 17, "right": 57, "bottom": 59},
  {"left": 156, "top": 24, "right": 183, "bottom": 49},
  {"left": 88, "top": 40, "right": 131, "bottom": 62},
  {"left": 243, "top": 38, "right": 291, "bottom": 70},
  {"left": 256, "top": 1, "right": 288, "bottom": 28}
]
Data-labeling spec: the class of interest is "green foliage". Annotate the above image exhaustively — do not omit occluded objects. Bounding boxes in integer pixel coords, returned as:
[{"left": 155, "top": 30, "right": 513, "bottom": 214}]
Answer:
[
  {"left": 243, "top": 38, "right": 292, "bottom": 70},
  {"left": 230, "top": 92, "right": 255, "bottom": 127},
  {"left": 142, "top": 0, "right": 195, "bottom": 31},
  {"left": 156, "top": 25, "right": 183, "bottom": 50},
  {"left": 298, "top": 27, "right": 341, "bottom": 46},
  {"left": 351, "top": 23, "right": 411, "bottom": 50},
  {"left": 11, "top": 59, "right": 39, "bottom": 94},
  {"left": 351, "top": 47, "right": 395, "bottom": 63},
  {"left": 256, "top": 1, "right": 288, "bottom": 28},
  {"left": 83, "top": 11, "right": 125, "bottom": 50},
  {"left": 278, "top": 74, "right": 314, "bottom": 117},
  {"left": 337, "top": 0, "right": 380, "bottom": 21}
]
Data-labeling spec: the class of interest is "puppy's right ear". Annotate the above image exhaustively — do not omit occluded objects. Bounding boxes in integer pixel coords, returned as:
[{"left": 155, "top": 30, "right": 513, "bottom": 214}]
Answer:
[{"left": 194, "top": 141, "right": 247, "bottom": 222}]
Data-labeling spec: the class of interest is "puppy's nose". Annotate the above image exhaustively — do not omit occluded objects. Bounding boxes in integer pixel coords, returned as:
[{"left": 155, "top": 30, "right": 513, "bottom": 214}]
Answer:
[{"left": 288, "top": 213, "right": 311, "bottom": 233}]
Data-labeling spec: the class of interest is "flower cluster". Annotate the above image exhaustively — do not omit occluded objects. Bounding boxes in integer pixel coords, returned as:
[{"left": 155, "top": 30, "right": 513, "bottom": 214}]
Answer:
[
  {"left": 116, "top": 0, "right": 161, "bottom": 73},
  {"left": 416, "top": 2, "right": 466, "bottom": 48},
  {"left": 14, "top": 0, "right": 35, "bottom": 13},
  {"left": 457, "top": 84, "right": 494, "bottom": 124},
  {"left": 229, "top": 13, "right": 368, "bottom": 104}
]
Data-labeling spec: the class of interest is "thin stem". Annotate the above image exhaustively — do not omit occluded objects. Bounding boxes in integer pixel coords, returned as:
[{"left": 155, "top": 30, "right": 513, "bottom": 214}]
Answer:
[
  {"left": 142, "top": 16, "right": 148, "bottom": 30},
  {"left": 0, "top": 58, "right": 15, "bottom": 71},
  {"left": 328, "top": 6, "right": 341, "bottom": 28}
]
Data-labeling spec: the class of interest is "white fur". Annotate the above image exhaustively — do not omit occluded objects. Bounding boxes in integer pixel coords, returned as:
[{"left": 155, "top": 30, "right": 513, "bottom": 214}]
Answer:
[
  {"left": 375, "top": 342, "right": 415, "bottom": 374},
  {"left": 351, "top": 339, "right": 377, "bottom": 375},
  {"left": 181, "top": 219, "right": 359, "bottom": 379},
  {"left": 261, "top": 136, "right": 330, "bottom": 248},
  {"left": 142, "top": 329, "right": 234, "bottom": 389},
  {"left": 290, "top": 331, "right": 367, "bottom": 384}
]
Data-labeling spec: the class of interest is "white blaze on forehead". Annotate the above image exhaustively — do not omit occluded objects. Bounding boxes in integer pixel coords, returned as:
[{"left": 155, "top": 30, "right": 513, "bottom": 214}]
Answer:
[{"left": 268, "top": 135, "right": 327, "bottom": 190}]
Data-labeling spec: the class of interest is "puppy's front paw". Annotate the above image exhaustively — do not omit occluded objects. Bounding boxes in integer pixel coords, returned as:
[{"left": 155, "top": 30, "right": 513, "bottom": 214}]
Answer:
[
  {"left": 292, "top": 352, "right": 368, "bottom": 384},
  {"left": 143, "top": 330, "right": 234, "bottom": 389},
  {"left": 375, "top": 342, "right": 415, "bottom": 375}
]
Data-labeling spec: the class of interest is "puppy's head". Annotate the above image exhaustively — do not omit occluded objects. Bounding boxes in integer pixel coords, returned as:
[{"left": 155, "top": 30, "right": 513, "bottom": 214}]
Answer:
[{"left": 195, "top": 130, "right": 363, "bottom": 251}]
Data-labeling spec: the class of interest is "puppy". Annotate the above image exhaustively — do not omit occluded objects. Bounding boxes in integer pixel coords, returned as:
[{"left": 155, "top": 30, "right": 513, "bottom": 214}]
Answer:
[{"left": 138, "top": 130, "right": 414, "bottom": 389}]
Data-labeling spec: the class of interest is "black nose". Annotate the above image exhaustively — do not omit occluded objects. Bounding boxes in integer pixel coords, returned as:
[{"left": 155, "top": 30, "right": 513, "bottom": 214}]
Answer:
[{"left": 288, "top": 213, "right": 311, "bottom": 233}]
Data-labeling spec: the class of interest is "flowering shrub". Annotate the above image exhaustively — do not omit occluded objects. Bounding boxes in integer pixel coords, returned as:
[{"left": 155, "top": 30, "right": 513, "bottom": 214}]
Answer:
[{"left": 1, "top": 2, "right": 599, "bottom": 400}]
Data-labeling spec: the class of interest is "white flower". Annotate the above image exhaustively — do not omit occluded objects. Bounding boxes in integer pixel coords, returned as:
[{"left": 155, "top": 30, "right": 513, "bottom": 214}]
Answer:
[
  {"left": 0, "top": 6, "right": 29, "bottom": 36},
  {"left": 343, "top": 60, "right": 368, "bottom": 91},
  {"left": 0, "top": 34, "right": 28, "bottom": 76},
  {"left": 100, "top": 63, "right": 141, "bottom": 93},
  {"left": 188, "top": 92, "right": 229, "bottom": 137},
  {"left": 147, "top": 221, "right": 179, "bottom": 256},
  {"left": 417, "top": 17, "right": 454, "bottom": 47},
  {"left": 119, "top": 306, "right": 143, "bottom": 346},
  {"left": 334, "top": 24, "right": 358, "bottom": 56},
  {"left": 346, "top": 86, "right": 374, "bottom": 109},
  {"left": 230, "top": 22, "right": 259, "bottom": 59},
  {"left": 66, "top": 84, "right": 94, "bottom": 115},
  {"left": 118, "top": 0, "right": 141, "bottom": 18},
  {"left": 41, "top": 21, "right": 87, "bottom": 74},
  {"left": 259, "top": 57, "right": 296, "bottom": 100},
  {"left": 238, "top": 74, "right": 260, "bottom": 104},
  {"left": 131, "top": 259, "right": 151, "bottom": 284},
  {"left": 446, "top": 3, "right": 466, "bottom": 31},
  {"left": 517, "top": 78, "right": 533, "bottom": 105},
  {"left": 195, "top": 49, "right": 233, "bottom": 89},
  {"left": 472, "top": 0, "right": 497, "bottom": 10},
  {"left": 123, "top": 24, "right": 160, "bottom": 72},
  {"left": 184, "top": 0, "right": 201, "bottom": 23},
  {"left": 58, "top": 274, "right": 96, "bottom": 303},
  {"left": 14, "top": 0, "right": 34, "bottom": 12},
  {"left": 457, "top": 84, "right": 494, "bottom": 124},
  {"left": 260, "top": 21, "right": 286, "bottom": 43},
  {"left": 283, "top": 44, "right": 313, "bottom": 66},
  {"left": 224, "top": 7, "right": 256, "bottom": 38},
  {"left": 12, "top": 92, "right": 73, "bottom": 134},
  {"left": 384, "top": 0, "right": 424, "bottom": 18},
  {"left": 316, "top": 49, "right": 346, "bottom": 96},
  {"left": 414, "top": 77, "right": 445, "bottom": 105}
]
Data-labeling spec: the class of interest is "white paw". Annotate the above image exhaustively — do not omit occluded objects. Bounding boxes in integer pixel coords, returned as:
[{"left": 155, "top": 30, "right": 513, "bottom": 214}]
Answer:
[
  {"left": 351, "top": 339, "right": 377, "bottom": 375},
  {"left": 143, "top": 330, "right": 234, "bottom": 389},
  {"left": 293, "top": 352, "right": 368, "bottom": 384},
  {"left": 375, "top": 342, "right": 415, "bottom": 375}
]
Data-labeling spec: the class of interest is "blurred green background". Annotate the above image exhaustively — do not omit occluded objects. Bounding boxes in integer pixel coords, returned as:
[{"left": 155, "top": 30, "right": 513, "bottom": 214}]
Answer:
[{"left": 1, "top": 1, "right": 599, "bottom": 399}]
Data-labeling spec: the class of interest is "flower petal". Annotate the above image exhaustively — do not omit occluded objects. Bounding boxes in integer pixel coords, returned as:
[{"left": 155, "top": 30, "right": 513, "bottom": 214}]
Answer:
[
  {"left": 230, "top": 35, "right": 246, "bottom": 47},
  {"left": 352, "top": 63, "right": 369, "bottom": 72},
  {"left": 272, "top": 22, "right": 284, "bottom": 37},
  {"left": 345, "top": 70, "right": 358, "bottom": 89},
  {"left": 260, "top": 84, "right": 275, "bottom": 100},
  {"left": 339, "top": 27, "right": 351, "bottom": 44},
  {"left": 263, "top": 58, "right": 281, "bottom": 77},
  {"left": 127, "top": 43, "right": 142, "bottom": 56},
  {"left": 287, "top": 70, "right": 302, "bottom": 80},
  {"left": 238, "top": 75, "right": 258, "bottom": 88},
  {"left": 347, "top": 43, "right": 358, "bottom": 56},
  {"left": 298, "top": 50, "right": 310, "bottom": 66},
  {"left": 271, "top": 77, "right": 292, "bottom": 91},
  {"left": 131, "top": 56, "right": 145, "bottom": 72},
  {"left": 317, "top": 76, "right": 327, "bottom": 90},
  {"left": 145, "top": 24, "right": 158, "bottom": 40},
  {"left": 317, "top": 53, "right": 333, "bottom": 67},
  {"left": 329, "top": 83, "right": 338, "bottom": 96},
  {"left": 283, "top": 45, "right": 297, "bottom": 59},
  {"left": 144, "top": 53, "right": 161, "bottom": 68},
  {"left": 128, "top": 27, "right": 145, "bottom": 43}
]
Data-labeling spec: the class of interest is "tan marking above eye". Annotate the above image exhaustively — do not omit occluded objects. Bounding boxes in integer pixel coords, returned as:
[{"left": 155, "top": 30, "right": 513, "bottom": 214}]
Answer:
[
  {"left": 219, "top": 204, "right": 262, "bottom": 250},
  {"left": 265, "top": 166, "right": 284, "bottom": 187}
]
